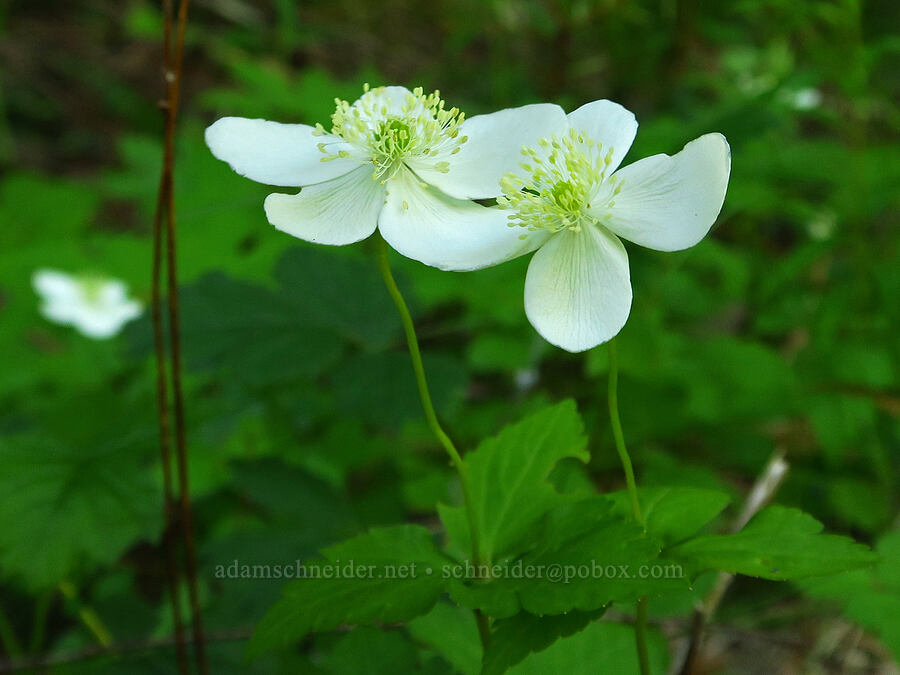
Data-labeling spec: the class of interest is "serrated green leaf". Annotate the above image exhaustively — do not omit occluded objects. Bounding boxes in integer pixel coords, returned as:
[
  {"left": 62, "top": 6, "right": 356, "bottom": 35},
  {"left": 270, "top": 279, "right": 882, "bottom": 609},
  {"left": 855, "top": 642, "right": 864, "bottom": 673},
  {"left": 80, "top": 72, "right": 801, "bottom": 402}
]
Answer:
[
  {"left": 450, "top": 497, "right": 680, "bottom": 618},
  {"left": 439, "top": 400, "right": 589, "bottom": 564},
  {"left": 247, "top": 525, "right": 450, "bottom": 658},
  {"left": 506, "top": 621, "right": 669, "bottom": 674},
  {"left": 609, "top": 487, "right": 731, "bottom": 546},
  {"left": 669, "top": 505, "right": 876, "bottom": 580},
  {"left": 482, "top": 610, "right": 603, "bottom": 675}
]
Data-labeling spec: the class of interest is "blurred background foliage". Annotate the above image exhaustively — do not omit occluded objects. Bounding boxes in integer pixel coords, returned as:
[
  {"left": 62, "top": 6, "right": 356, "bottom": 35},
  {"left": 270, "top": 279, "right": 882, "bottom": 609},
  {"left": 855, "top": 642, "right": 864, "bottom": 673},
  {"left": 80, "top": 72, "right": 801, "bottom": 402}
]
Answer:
[{"left": 0, "top": 0, "right": 898, "bottom": 672}]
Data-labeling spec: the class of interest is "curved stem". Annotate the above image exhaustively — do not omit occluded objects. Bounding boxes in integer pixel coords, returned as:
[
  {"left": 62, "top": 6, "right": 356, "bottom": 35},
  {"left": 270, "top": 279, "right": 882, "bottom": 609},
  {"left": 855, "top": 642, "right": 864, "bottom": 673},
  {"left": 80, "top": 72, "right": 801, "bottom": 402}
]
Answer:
[
  {"left": 607, "top": 339, "right": 644, "bottom": 527},
  {"left": 607, "top": 338, "right": 650, "bottom": 675},
  {"left": 375, "top": 236, "right": 490, "bottom": 647}
]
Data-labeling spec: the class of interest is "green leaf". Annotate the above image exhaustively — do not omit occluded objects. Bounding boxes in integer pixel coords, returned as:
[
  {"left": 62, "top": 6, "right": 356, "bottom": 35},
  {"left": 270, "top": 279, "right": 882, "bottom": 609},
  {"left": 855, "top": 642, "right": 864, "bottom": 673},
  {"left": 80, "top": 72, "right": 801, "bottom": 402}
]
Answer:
[
  {"left": 669, "top": 505, "right": 877, "bottom": 580},
  {"left": 407, "top": 603, "right": 483, "bottom": 675},
  {"left": 126, "top": 271, "right": 343, "bottom": 386},
  {"left": 0, "top": 433, "right": 162, "bottom": 590},
  {"left": 274, "top": 246, "right": 401, "bottom": 350},
  {"left": 333, "top": 351, "right": 468, "bottom": 429},
  {"left": 247, "top": 525, "right": 450, "bottom": 658},
  {"left": 483, "top": 610, "right": 603, "bottom": 675},
  {"left": 450, "top": 497, "right": 679, "bottom": 618},
  {"left": 609, "top": 487, "right": 731, "bottom": 546},
  {"left": 506, "top": 621, "right": 669, "bottom": 674},
  {"left": 324, "top": 627, "right": 419, "bottom": 674},
  {"left": 439, "top": 400, "right": 589, "bottom": 564},
  {"left": 799, "top": 532, "right": 900, "bottom": 662}
]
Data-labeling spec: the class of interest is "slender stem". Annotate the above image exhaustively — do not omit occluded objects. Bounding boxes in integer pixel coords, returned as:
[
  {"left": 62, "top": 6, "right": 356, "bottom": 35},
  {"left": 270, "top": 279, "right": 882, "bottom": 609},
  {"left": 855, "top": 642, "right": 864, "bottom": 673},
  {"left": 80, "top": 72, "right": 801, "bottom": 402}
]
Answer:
[
  {"left": 57, "top": 582, "right": 113, "bottom": 648},
  {"left": 152, "top": 0, "right": 190, "bottom": 672},
  {"left": 634, "top": 596, "right": 651, "bottom": 674},
  {"left": 607, "top": 338, "right": 650, "bottom": 675},
  {"left": 28, "top": 591, "right": 53, "bottom": 654},
  {"left": 0, "top": 601, "right": 22, "bottom": 660},
  {"left": 374, "top": 236, "right": 490, "bottom": 647},
  {"left": 157, "top": 0, "right": 208, "bottom": 672},
  {"left": 607, "top": 339, "right": 644, "bottom": 527}
]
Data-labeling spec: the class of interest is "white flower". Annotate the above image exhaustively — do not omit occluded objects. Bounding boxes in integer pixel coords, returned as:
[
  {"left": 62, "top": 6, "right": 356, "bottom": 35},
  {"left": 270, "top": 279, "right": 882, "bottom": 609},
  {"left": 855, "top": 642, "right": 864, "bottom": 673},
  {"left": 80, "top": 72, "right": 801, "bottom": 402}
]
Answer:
[
  {"left": 32, "top": 269, "right": 143, "bottom": 339},
  {"left": 205, "top": 85, "right": 567, "bottom": 271},
  {"left": 498, "top": 100, "right": 731, "bottom": 353}
]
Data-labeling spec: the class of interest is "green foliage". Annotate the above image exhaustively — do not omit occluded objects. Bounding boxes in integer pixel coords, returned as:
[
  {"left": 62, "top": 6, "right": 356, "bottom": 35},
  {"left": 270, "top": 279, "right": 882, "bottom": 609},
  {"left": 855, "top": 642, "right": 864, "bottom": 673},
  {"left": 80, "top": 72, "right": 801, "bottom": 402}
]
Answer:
[
  {"left": 669, "top": 505, "right": 877, "bottom": 580},
  {"left": 609, "top": 487, "right": 732, "bottom": 546},
  {"left": 247, "top": 525, "right": 450, "bottom": 657},
  {"left": 483, "top": 610, "right": 602, "bottom": 675},
  {"left": 0, "top": 432, "right": 161, "bottom": 590},
  {"left": 1, "top": 0, "right": 897, "bottom": 670},
  {"left": 799, "top": 532, "right": 900, "bottom": 662},
  {"left": 407, "top": 603, "right": 483, "bottom": 675},
  {"left": 439, "top": 400, "right": 589, "bottom": 564},
  {"left": 506, "top": 621, "right": 669, "bottom": 674}
]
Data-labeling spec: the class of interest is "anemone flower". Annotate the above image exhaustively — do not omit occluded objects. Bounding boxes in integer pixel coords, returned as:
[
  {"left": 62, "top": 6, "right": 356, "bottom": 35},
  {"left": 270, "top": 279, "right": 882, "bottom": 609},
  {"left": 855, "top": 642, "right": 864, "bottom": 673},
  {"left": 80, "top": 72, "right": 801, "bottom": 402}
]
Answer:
[
  {"left": 497, "top": 100, "right": 731, "bottom": 352},
  {"left": 33, "top": 269, "right": 143, "bottom": 339},
  {"left": 205, "top": 85, "right": 567, "bottom": 270}
]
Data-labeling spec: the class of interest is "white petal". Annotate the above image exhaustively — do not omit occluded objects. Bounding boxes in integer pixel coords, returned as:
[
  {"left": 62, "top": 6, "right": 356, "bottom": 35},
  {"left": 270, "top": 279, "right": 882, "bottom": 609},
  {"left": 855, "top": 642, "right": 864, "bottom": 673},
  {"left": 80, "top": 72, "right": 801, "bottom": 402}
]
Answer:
[
  {"left": 524, "top": 225, "right": 632, "bottom": 353},
  {"left": 75, "top": 303, "right": 142, "bottom": 339},
  {"left": 350, "top": 86, "right": 415, "bottom": 121},
  {"left": 264, "top": 165, "right": 386, "bottom": 246},
  {"left": 378, "top": 169, "right": 549, "bottom": 271},
  {"left": 595, "top": 133, "right": 731, "bottom": 251},
  {"left": 205, "top": 117, "right": 364, "bottom": 187},
  {"left": 566, "top": 100, "right": 638, "bottom": 174},
  {"left": 32, "top": 269, "right": 79, "bottom": 304},
  {"left": 409, "top": 103, "right": 569, "bottom": 199}
]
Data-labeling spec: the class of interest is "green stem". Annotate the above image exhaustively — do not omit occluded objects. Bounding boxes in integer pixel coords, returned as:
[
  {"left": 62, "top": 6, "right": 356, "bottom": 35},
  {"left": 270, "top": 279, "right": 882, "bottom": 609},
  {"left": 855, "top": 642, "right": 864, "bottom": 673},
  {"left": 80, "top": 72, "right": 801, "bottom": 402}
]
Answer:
[
  {"left": 0, "top": 600, "right": 23, "bottom": 660},
  {"left": 607, "top": 338, "right": 650, "bottom": 675},
  {"left": 375, "top": 236, "right": 490, "bottom": 647},
  {"left": 635, "top": 596, "right": 651, "bottom": 674},
  {"left": 58, "top": 582, "right": 113, "bottom": 648},
  {"left": 607, "top": 339, "right": 644, "bottom": 527},
  {"left": 28, "top": 591, "right": 53, "bottom": 654}
]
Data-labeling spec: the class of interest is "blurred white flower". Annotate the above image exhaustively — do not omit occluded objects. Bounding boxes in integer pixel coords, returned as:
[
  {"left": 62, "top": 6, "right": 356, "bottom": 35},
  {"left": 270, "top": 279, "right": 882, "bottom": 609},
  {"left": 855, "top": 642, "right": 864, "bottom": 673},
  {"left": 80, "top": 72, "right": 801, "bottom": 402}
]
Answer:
[
  {"left": 498, "top": 100, "right": 732, "bottom": 353},
  {"left": 205, "top": 85, "right": 567, "bottom": 271},
  {"left": 787, "top": 87, "right": 822, "bottom": 111},
  {"left": 32, "top": 269, "right": 143, "bottom": 339}
]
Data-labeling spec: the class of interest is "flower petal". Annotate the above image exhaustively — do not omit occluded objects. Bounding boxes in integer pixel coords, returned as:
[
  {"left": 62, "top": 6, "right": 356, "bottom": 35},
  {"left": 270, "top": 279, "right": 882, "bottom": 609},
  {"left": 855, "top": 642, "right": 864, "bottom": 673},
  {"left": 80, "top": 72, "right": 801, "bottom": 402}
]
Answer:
[
  {"left": 264, "top": 165, "right": 386, "bottom": 246},
  {"left": 566, "top": 99, "right": 638, "bottom": 174},
  {"left": 350, "top": 85, "right": 415, "bottom": 121},
  {"left": 595, "top": 133, "right": 731, "bottom": 252},
  {"left": 32, "top": 269, "right": 79, "bottom": 304},
  {"left": 205, "top": 117, "right": 363, "bottom": 187},
  {"left": 524, "top": 225, "right": 632, "bottom": 353},
  {"left": 378, "top": 169, "right": 549, "bottom": 270},
  {"left": 409, "top": 103, "right": 569, "bottom": 199}
]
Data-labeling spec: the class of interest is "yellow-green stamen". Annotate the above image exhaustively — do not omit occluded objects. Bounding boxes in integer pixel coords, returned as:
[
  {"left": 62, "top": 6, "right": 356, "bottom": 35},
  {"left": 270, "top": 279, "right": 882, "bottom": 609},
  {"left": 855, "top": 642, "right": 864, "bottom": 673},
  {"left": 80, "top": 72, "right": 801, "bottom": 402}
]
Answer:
[
  {"left": 499, "top": 127, "right": 624, "bottom": 235},
  {"left": 314, "top": 85, "right": 468, "bottom": 182}
]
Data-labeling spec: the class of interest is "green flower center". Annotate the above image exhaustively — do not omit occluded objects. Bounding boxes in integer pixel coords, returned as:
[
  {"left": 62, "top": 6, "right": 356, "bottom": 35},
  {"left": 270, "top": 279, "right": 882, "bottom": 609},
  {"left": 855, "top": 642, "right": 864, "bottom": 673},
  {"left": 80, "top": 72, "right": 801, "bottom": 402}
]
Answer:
[
  {"left": 499, "top": 127, "right": 623, "bottom": 234},
  {"left": 315, "top": 85, "right": 469, "bottom": 182}
]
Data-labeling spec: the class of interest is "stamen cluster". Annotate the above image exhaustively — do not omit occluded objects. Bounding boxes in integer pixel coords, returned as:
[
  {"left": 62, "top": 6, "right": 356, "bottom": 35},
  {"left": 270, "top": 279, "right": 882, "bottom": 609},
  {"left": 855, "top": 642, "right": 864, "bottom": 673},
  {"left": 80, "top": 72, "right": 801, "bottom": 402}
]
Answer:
[
  {"left": 315, "top": 85, "right": 469, "bottom": 182},
  {"left": 499, "top": 127, "right": 623, "bottom": 234}
]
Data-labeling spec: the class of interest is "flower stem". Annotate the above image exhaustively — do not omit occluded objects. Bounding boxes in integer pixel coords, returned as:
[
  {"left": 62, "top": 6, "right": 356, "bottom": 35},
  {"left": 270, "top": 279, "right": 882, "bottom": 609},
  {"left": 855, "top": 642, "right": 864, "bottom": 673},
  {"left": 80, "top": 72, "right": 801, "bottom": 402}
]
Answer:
[
  {"left": 58, "top": 582, "right": 113, "bottom": 648},
  {"left": 607, "top": 339, "right": 643, "bottom": 527},
  {"left": 375, "top": 235, "right": 490, "bottom": 647},
  {"left": 607, "top": 338, "right": 650, "bottom": 675}
]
